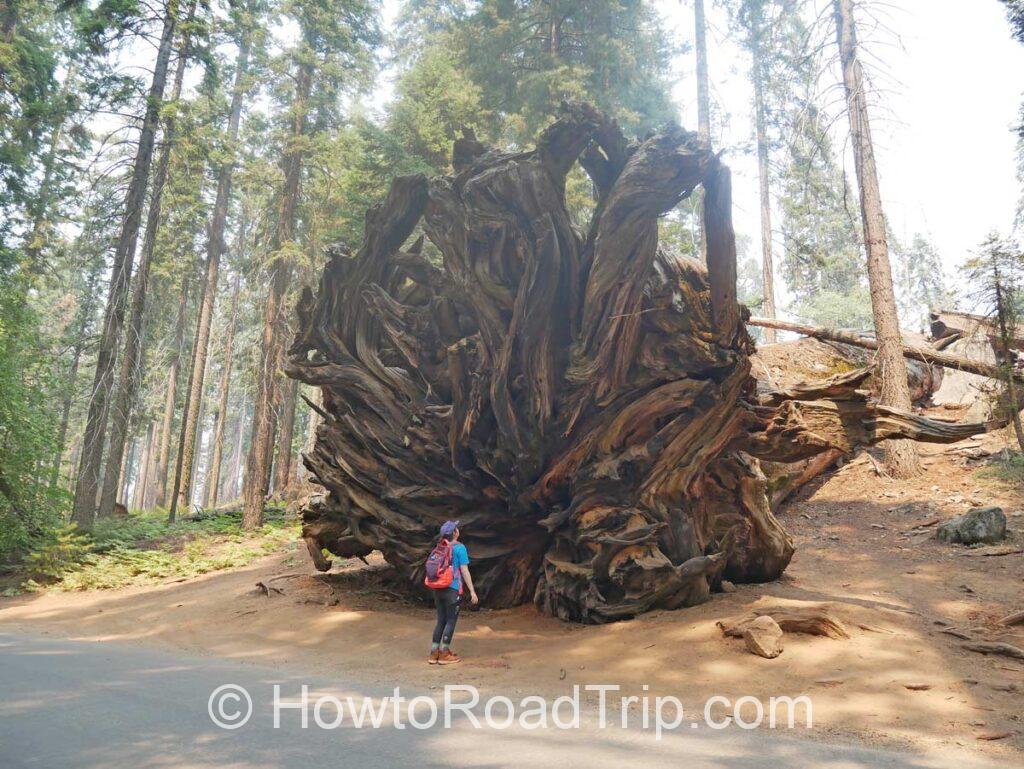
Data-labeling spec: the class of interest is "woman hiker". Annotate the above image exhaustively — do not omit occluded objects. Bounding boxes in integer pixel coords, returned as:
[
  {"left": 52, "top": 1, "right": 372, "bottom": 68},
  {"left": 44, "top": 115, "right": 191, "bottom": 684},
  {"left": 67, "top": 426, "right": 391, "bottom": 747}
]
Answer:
[{"left": 427, "top": 520, "right": 478, "bottom": 664}]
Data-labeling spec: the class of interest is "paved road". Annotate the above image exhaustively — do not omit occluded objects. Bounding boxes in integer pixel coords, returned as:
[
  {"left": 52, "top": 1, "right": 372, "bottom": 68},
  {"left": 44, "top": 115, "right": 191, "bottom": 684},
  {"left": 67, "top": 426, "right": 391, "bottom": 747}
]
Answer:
[{"left": 0, "top": 632, "right": 1006, "bottom": 768}]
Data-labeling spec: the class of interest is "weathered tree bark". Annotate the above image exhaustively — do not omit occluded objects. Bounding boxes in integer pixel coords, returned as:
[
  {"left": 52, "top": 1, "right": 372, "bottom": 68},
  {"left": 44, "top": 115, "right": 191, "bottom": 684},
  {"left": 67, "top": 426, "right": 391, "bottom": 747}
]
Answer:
[
  {"left": 242, "top": 59, "right": 313, "bottom": 528},
  {"left": 273, "top": 378, "right": 298, "bottom": 494},
  {"left": 70, "top": 0, "right": 180, "bottom": 528},
  {"left": 169, "top": 24, "right": 253, "bottom": 520},
  {"left": 834, "top": 0, "right": 920, "bottom": 478},
  {"left": 155, "top": 276, "right": 190, "bottom": 508},
  {"left": 204, "top": 273, "right": 241, "bottom": 509},
  {"left": 749, "top": 8, "right": 777, "bottom": 343},
  {"left": 99, "top": 2, "right": 197, "bottom": 519},
  {"left": 693, "top": 0, "right": 710, "bottom": 263},
  {"left": 287, "top": 104, "right": 993, "bottom": 623}
]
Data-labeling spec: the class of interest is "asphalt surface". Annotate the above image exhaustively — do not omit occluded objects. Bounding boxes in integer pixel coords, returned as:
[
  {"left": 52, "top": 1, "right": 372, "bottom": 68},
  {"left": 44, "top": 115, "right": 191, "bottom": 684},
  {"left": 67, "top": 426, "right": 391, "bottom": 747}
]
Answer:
[{"left": 0, "top": 631, "right": 1008, "bottom": 768}]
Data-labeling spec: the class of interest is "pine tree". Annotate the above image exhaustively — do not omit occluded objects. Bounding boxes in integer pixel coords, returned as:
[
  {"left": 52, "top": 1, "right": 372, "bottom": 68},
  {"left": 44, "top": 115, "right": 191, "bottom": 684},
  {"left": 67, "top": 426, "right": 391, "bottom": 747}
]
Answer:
[
  {"left": 963, "top": 233, "right": 1024, "bottom": 451},
  {"left": 242, "top": 0, "right": 382, "bottom": 527},
  {"left": 71, "top": 0, "right": 182, "bottom": 528},
  {"left": 833, "top": 0, "right": 920, "bottom": 477}
]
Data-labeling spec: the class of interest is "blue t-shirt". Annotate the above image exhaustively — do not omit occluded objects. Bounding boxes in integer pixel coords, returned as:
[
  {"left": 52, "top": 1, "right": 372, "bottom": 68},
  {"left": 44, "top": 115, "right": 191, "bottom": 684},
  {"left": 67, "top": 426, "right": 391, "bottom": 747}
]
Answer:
[{"left": 450, "top": 542, "right": 469, "bottom": 593}]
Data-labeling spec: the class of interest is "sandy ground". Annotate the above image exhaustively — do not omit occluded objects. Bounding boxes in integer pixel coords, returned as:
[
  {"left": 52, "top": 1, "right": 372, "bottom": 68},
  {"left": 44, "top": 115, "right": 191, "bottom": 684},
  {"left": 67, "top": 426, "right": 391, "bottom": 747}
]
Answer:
[{"left": 1, "top": 431, "right": 1022, "bottom": 764}]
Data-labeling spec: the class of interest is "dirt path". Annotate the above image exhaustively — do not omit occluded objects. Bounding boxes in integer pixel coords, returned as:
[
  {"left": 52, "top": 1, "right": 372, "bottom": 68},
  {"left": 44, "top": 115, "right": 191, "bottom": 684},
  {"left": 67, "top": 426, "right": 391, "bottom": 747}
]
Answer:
[{"left": 1, "top": 437, "right": 1021, "bottom": 764}]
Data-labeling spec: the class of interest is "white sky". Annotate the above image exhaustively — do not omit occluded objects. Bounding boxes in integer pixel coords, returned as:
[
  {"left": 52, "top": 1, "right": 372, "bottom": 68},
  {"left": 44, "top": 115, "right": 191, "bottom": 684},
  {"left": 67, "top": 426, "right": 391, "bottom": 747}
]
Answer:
[{"left": 652, "top": 0, "right": 1024, "bottom": 294}]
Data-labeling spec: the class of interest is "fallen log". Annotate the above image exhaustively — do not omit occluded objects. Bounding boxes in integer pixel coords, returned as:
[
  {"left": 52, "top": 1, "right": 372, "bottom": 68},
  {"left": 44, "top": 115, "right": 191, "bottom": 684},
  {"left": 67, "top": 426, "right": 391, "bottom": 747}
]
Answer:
[
  {"left": 287, "top": 103, "right": 996, "bottom": 623},
  {"left": 747, "top": 317, "right": 1018, "bottom": 382}
]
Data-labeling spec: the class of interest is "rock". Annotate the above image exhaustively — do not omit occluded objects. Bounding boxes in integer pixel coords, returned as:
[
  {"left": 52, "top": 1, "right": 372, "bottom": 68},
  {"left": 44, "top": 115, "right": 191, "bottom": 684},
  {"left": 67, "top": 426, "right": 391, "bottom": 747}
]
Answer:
[
  {"left": 720, "top": 580, "right": 736, "bottom": 593},
  {"left": 903, "top": 682, "right": 932, "bottom": 691},
  {"left": 743, "top": 615, "right": 783, "bottom": 659},
  {"left": 936, "top": 507, "right": 1007, "bottom": 545}
]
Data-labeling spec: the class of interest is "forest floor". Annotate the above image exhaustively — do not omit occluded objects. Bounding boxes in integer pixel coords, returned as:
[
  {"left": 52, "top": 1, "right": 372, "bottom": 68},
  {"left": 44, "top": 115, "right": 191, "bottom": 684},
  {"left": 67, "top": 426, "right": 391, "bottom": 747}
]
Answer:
[{"left": 1, "top": 416, "right": 1022, "bottom": 764}]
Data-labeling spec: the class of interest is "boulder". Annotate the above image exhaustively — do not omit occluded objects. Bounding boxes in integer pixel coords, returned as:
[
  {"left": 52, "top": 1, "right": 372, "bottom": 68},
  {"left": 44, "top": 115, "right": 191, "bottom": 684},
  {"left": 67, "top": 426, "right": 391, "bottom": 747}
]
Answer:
[
  {"left": 937, "top": 507, "right": 1007, "bottom": 545},
  {"left": 743, "top": 615, "right": 784, "bottom": 659}
]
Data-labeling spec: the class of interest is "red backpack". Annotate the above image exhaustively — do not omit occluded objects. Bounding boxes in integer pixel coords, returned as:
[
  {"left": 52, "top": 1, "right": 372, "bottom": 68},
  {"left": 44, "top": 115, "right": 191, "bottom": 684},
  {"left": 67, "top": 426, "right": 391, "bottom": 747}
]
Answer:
[{"left": 423, "top": 538, "right": 454, "bottom": 589}]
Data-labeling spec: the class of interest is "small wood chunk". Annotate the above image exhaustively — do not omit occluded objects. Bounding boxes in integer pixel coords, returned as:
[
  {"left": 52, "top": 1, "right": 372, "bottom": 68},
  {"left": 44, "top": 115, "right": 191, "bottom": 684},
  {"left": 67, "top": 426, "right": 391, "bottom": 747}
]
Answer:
[{"left": 742, "top": 615, "right": 783, "bottom": 659}]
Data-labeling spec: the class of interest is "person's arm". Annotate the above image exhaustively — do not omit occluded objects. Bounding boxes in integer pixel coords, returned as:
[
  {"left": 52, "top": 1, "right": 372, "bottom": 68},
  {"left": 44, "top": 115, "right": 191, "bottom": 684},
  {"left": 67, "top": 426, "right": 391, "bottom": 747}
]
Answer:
[{"left": 460, "top": 563, "right": 478, "bottom": 604}]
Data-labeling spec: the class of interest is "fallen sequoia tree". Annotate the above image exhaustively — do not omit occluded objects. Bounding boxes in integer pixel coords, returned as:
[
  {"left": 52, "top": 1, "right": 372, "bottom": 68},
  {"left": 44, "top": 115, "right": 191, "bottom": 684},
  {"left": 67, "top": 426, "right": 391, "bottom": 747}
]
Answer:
[{"left": 286, "top": 103, "right": 998, "bottom": 623}]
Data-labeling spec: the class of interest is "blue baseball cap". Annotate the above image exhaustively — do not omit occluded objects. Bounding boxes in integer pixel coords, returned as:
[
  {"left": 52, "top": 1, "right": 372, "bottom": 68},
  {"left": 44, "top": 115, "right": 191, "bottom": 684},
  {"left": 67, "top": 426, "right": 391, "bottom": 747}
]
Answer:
[{"left": 440, "top": 520, "right": 460, "bottom": 539}]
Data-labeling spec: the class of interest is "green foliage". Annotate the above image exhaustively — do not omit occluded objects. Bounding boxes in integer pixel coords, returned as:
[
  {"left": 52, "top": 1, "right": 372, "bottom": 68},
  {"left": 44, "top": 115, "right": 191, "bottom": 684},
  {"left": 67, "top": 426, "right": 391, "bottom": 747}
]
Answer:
[
  {"left": 0, "top": 277, "right": 66, "bottom": 559},
  {"left": 18, "top": 507, "right": 299, "bottom": 592},
  {"left": 976, "top": 449, "right": 1024, "bottom": 485},
  {"left": 892, "top": 233, "right": 951, "bottom": 332},
  {"left": 776, "top": 86, "right": 867, "bottom": 326},
  {"left": 962, "top": 232, "right": 1024, "bottom": 448},
  {"left": 22, "top": 524, "right": 93, "bottom": 582},
  {"left": 387, "top": 45, "right": 487, "bottom": 172}
]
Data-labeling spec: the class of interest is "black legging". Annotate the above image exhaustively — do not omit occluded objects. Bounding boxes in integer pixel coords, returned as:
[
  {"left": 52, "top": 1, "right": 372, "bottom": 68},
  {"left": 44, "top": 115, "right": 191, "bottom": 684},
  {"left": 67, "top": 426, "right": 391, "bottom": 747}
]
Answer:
[{"left": 432, "top": 589, "right": 461, "bottom": 646}]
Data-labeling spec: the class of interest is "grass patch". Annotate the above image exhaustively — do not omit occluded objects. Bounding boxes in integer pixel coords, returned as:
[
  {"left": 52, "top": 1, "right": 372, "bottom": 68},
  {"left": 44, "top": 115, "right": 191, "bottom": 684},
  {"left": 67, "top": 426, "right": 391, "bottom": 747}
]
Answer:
[
  {"left": 975, "top": 450, "right": 1024, "bottom": 485},
  {"left": 15, "top": 506, "right": 299, "bottom": 594}
]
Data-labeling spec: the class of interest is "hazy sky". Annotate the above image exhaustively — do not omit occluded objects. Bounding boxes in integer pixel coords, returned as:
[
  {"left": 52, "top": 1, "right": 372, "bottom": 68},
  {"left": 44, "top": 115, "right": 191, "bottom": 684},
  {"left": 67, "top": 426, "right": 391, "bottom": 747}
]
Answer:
[{"left": 654, "top": 0, "right": 1024, "bottom": 292}]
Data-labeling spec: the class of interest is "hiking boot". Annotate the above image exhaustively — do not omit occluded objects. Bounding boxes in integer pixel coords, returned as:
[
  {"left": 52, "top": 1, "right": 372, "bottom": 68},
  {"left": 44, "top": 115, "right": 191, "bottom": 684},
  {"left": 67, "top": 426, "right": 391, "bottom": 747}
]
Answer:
[
  {"left": 437, "top": 649, "right": 462, "bottom": 664},
  {"left": 428, "top": 649, "right": 441, "bottom": 664}
]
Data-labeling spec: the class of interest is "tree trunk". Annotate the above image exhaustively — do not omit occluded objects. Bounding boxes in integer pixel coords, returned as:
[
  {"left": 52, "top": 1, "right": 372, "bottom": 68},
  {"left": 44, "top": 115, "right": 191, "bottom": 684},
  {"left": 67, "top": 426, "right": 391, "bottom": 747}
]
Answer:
[
  {"left": 302, "top": 387, "right": 321, "bottom": 461},
  {"left": 154, "top": 276, "right": 190, "bottom": 509},
  {"left": 242, "top": 60, "right": 312, "bottom": 529},
  {"left": 98, "top": 2, "right": 197, "bottom": 519},
  {"left": 746, "top": 316, "right": 1019, "bottom": 382},
  {"left": 169, "top": 27, "right": 253, "bottom": 520},
  {"left": 70, "top": 0, "right": 179, "bottom": 529},
  {"left": 693, "top": 0, "right": 710, "bottom": 263},
  {"left": 834, "top": 0, "right": 920, "bottom": 478},
  {"left": 119, "top": 437, "right": 136, "bottom": 507},
  {"left": 272, "top": 376, "right": 298, "bottom": 495},
  {"left": 50, "top": 311, "right": 88, "bottom": 489},
  {"left": 228, "top": 393, "right": 248, "bottom": 502},
  {"left": 133, "top": 423, "right": 155, "bottom": 510},
  {"left": 286, "top": 103, "right": 990, "bottom": 623},
  {"left": 750, "top": 15, "right": 777, "bottom": 343},
  {"left": 993, "top": 274, "right": 1024, "bottom": 450},
  {"left": 204, "top": 272, "right": 241, "bottom": 508}
]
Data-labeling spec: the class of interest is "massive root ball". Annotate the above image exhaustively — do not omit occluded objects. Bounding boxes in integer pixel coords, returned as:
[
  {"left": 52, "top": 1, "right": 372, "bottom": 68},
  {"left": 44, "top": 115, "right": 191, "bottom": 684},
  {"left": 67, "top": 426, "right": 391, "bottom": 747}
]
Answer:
[{"left": 286, "top": 104, "right": 990, "bottom": 623}]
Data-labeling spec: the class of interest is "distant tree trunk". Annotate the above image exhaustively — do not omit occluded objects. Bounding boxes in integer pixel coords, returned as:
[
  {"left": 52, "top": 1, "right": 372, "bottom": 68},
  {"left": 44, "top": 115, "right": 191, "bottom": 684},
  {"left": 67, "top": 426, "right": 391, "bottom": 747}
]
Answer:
[
  {"left": 750, "top": 12, "right": 777, "bottom": 343},
  {"left": 119, "top": 438, "right": 136, "bottom": 506},
  {"left": 242, "top": 60, "right": 313, "bottom": 529},
  {"left": 143, "top": 415, "right": 160, "bottom": 509},
  {"left": 303, "top": 387, "right": 321, "bottom": 456},
  {"left": 70, "top": 0, "right": 179, "bottom": 529},
  {"left": 155, "top": 277, "right": 190, "bottom": 508},
  {"left": 834, "top": 0, "right": 920, "bottom": 477},
  {"left": 169, "top": 28, "right": 253, "bottom": 520},
  {"left": 50, "top": 312, "right": 88, "bottom": 489},
  {"left": 693, "top": 0, "right": 710, "bottom": 263},
  {"left": 228, "top": 393, "right": 248, "bottom": 502},
  {"left": 99, "top": 3, "right": 197, "bottom": 519},
  {"left": 204, "top": 272, "right": 241, "bottom": 508},
  {"left": 993, "top": 269, "right": 1024, "bottom": 450},
  {"left": 133, "top": 423, "right": 155, "bottom": 510},
  {"left": 272, "top": 376, "right": 298, "bottom": 494}
]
